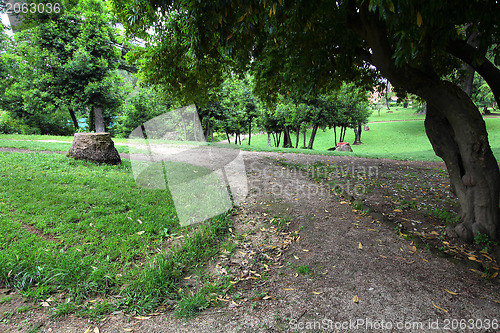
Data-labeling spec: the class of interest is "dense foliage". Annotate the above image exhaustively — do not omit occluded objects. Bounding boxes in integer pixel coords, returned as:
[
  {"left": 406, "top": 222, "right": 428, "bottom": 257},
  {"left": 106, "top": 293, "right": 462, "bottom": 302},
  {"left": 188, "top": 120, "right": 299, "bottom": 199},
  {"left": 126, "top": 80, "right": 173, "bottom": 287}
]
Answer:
[
  {"left": 111, "top": 0, "right": 500, "bottom": 241},
  {"left": 0, "top": 0, "right": 125, "bottom": 134}
]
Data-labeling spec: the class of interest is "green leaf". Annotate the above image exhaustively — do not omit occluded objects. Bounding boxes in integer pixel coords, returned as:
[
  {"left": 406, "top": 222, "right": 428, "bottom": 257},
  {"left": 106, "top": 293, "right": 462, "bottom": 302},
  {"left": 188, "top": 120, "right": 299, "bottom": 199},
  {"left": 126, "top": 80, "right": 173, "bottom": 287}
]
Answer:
[
  {"left": 387, "top": 1, "right": 395, "bottom": 13},
  {"left": 416, "top": 12, "right": 422, "bottom": 27}
]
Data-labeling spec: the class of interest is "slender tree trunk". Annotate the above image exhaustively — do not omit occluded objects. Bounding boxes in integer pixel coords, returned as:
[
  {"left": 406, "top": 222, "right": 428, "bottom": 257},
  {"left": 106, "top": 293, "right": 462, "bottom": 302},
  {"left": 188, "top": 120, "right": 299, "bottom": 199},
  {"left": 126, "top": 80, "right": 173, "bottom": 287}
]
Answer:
[
  {"left": 307, "top": 124, "right": 319, "bottom": 149},
  {"left": 353, "top": 124, "right": 362, "bottom": 145},
  {"left": 89, "top": 107, "right": 94, "bottom": 132},
  {"left": 295, "top": 125, "right": 300, "bottom": 148},
  {"left": 276, "top": 131, "right": 281, "bottom": 147},
  {"left": 353, "top": 126, "right": 360, "bottom": 145},
  {"left": 94, "top": 106, "right": 105, "bottom": 133},
  {"left": 283, "top": 126, "right": 293, "bottom": 148},
  {"left": 69, "top": 109, "right": 79, "bottom": 130},
  {"left": 248, "top": 121, "right": 252, "bottom": 145},
  {"left": 385, "top": 80, "right": 391, "bottom": 110},
  {"left": 267, "top": 132, "right": 271, "bottom": 147},
  {"left": 303, "top": 130, "right": 306, "bottom": 148},
  {"left": 339, "top": 126, "right": 346, "bottom": 142},
  {"left": 226, "top": 131, "right": 231, "bottom": 144},
  {"left": 333, "top": 126, "right": 337, "bottom": 146},
  {"left": 205, "top": 121, "right": 211, "bottom": 142}
]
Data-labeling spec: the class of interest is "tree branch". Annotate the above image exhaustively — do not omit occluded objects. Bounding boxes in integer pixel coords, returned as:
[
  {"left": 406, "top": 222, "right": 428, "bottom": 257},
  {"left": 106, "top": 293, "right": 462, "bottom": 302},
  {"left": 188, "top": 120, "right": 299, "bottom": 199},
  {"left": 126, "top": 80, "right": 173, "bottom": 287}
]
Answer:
[{"left": 447, "top": 39, "right": 500, "bottom": 108}]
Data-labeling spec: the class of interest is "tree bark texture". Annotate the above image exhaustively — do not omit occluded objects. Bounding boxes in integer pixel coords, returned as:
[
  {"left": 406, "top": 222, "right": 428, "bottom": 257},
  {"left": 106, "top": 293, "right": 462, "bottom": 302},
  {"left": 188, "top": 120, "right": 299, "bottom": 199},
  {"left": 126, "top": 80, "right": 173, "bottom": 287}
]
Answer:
[{"left": 358, "top": 4, "right": 500, "bottom": 241}]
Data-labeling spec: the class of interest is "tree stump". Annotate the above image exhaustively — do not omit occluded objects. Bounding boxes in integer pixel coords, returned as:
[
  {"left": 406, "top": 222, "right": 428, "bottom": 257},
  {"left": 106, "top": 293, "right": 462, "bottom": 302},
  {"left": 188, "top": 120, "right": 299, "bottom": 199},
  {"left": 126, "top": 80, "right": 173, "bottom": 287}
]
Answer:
[
  {"left": 67, "top": 133, "right": 121, "bottom": 165},
  {"left": 336, "top": 142, "right": 353, "bottom": 152}
]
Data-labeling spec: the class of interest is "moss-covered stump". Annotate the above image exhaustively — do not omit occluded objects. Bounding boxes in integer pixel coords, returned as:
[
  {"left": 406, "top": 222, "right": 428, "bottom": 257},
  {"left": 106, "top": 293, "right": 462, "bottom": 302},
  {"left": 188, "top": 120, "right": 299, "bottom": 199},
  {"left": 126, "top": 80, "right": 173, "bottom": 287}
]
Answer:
[{"left": 67, "top": 133, "right": 121, "bottom": 165}]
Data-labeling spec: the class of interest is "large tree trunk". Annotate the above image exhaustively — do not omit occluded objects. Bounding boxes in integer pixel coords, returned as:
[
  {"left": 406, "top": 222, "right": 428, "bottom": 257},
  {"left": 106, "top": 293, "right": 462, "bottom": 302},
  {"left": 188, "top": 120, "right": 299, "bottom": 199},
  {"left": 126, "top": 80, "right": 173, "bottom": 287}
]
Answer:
[
  {"left": 423, "top": 88, "right": 500, "bottom": 242},
  {"left": 357, "top": 4, "right": 500, "bottom": 242}
]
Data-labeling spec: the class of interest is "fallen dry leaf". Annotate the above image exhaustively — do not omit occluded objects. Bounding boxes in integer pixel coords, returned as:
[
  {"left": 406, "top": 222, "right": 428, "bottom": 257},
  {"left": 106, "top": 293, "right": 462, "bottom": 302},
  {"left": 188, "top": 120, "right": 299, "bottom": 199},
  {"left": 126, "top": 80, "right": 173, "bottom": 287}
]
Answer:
[
  {"left": 84, "top": 328, "right": 91, "bottom": 333},
  {"left": 312, "top": 291, "right": 322, "bottom": 295},
  {"left": 443, "top": 288, "right": 458, "bottom": 295},
  {"left": 133, "top": 316, "right": 151, "bottom": 320},
  {"left": 282, "top": 288, "right": 295, "bottom": 291},
  {"left": 432, "top": 301, "right": 448, "bottom": 313},
  {"left": 136, "top": 231, "right": 145, "bottom": 235},
  {"left": 353, "top": 295, "right": 359, "bottom": 303},
  {"left": 358, "top": 242, "right": 363, "bottom": 249},
  {"left": 123, "top": 329, "right": 134, "bottom": 332},
  {"left": 393, "top": 209, "right": 402, "bottom": 213},
  {"left": 482, "top": 254, "right": 493, "bottom": 261},
  {"left": 94, "top": 328, "right": 100, "bottom": 333}
]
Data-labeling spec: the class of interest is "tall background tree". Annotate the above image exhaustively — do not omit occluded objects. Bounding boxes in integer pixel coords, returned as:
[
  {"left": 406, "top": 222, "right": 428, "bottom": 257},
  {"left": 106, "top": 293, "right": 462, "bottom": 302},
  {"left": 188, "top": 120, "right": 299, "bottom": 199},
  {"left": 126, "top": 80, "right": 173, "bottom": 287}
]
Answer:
[
  {"left": 113, "top": 0, "right": 500, "bottom": 242},
  {"left": 0, "top": 0, "right": 125, "bottom": 134}
]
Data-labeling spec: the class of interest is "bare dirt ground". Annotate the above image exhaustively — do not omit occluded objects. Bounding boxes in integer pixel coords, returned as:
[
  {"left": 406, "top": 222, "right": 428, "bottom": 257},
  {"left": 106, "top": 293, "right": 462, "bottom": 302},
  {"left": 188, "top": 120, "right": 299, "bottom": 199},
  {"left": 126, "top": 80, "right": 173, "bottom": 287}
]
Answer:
[{"left": 0, "top": 149, "right": 499, "bottom": 333}]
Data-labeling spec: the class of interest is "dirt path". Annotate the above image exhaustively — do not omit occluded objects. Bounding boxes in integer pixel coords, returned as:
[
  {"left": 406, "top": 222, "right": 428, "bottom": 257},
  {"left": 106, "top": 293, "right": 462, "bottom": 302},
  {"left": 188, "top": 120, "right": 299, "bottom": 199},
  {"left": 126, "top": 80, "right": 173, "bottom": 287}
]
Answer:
[{"left": 0, "top": 150, "right": 499, "bottom": 332}]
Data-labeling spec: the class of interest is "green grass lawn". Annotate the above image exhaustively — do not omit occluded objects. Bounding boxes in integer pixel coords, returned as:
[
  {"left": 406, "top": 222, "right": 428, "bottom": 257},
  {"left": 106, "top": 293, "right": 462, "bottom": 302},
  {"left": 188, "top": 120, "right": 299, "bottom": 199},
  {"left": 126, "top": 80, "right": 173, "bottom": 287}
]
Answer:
[
  {"left": 0, "top": 152, "right": 233, "bottom": 316},
  {"left": 368, "top": 105, "right": 426, "bottom": 122},
  {"left": 0, "top": 137, "right": 145, "bottom": 154},
  {"left": 243, "top": 117, "right": 500, "bottom": 162}
]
